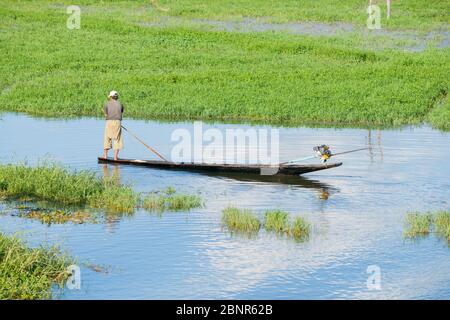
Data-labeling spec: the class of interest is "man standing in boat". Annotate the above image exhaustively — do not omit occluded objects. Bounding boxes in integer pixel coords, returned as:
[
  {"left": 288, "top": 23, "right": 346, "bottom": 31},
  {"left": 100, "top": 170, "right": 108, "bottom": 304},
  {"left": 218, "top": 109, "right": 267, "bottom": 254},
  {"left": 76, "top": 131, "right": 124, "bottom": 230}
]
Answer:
[{"left": 103, "top": 90, "right": 124, "bottom": 160}]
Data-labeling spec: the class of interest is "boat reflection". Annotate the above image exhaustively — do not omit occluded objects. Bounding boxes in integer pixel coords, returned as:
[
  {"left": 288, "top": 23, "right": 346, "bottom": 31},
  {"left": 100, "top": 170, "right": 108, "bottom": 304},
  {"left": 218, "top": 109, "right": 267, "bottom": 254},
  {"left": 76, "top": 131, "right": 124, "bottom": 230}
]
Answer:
[{"left": 207, "top": 171, "right": 337, "bottom": 200}]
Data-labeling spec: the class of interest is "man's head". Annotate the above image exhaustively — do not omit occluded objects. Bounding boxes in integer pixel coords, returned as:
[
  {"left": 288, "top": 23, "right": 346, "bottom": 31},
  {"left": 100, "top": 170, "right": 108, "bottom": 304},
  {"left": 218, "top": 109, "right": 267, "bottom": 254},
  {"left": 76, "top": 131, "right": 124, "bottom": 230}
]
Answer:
[{"left": 108, "top": 90, "right": 119, "bottom": 100}]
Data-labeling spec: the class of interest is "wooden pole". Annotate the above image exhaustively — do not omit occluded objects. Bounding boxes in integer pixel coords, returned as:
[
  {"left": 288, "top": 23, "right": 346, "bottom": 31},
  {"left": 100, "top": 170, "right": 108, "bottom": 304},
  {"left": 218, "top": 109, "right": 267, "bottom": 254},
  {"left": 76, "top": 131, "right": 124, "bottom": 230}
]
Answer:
[{"left": 121, "top": 125, "right": 167, "bottom": 162}]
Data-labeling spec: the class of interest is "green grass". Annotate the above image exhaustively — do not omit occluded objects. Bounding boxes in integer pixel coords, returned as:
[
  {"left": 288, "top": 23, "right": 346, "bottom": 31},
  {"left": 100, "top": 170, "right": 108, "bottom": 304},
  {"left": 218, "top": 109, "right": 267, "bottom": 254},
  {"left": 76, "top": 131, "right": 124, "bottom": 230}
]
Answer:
[
  {"left": 0, "top": 232, "right": 73, "bottom": 300},
  {"left": 0, "top": 1, "right": 448, "bottom": 129},
  {"left": 28, "top": 0, "right": 450, "bottom": 30},
  {"left": 403, "top": 212, "right": 433, "bottom": 238},
  {"left": 0, "top": 163, "right": 139, "bottom": 213},
  {"left": 403, "top": 211, "right": 450, "bottom": 244},
  {"left": 264, "top": 210, "right": 289, "bottom": 233},
  {"left": 142, "top": 194, "right": 166, "bottom": 212},
  {"left": 434, "top": 211, "right": 450, "bottom": 242},
  {"left": 427, "top": 98, "right": 450, "bottom": 131},
  {"left": 222, "top": 207, "right": 261, "bottom": 234},
  {"left": 264, "top": 210, "right": 311, "bottom": 241},
  {"left": 0, "top": 162, "right": 101, "bottom": 205},
  {"left": 142, "top": 187, "right": 203, "bottom": 212},
  {"left": 287, "top": 216, "right": 311, "bottom": 241},
  {"left": 158, "top": 0, "right": 449, "bottom": 30},
  {"left": 88, "top": 179, "right": 139, "bottom": 214}
]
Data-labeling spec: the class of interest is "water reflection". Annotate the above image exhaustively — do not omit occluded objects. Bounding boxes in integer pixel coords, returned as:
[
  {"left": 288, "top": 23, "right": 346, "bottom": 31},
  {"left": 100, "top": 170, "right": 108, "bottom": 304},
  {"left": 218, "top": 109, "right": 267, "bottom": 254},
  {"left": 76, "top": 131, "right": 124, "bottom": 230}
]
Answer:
[
  {"left": 367, "top": 129, "right": 384, "bottom": 163},
  {"left": 211, "top": 171, "right": 337, "bottom": 201},
  {"left": 101, "top": 163, "right": 121, "bottom": 182}
]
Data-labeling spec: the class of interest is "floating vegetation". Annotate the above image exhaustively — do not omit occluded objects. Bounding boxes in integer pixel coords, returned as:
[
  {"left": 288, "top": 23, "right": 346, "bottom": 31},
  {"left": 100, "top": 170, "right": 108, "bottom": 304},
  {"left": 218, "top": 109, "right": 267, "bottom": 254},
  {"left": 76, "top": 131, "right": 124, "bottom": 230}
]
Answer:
[
  {"left": 0, "top": 232, "right": 73, "bottom": 300},
  {"left": 142, "top": 187, "right": 203, "bottom": 212},
  {"left": 404, "top": 211, "right": 450, "bottom": 245},
  {"left": 222, "top": 207, "right": 261, "bottom": 234},
  {"left": 17, "top": 208, "right": 96, "bottom": 225},
  {"left": 264, "top": 210, "right": 310, "bottom": 241},
  {"left": 0, "top": 163, "right": 139, "bottom": 214},
  {"left": 403, "top": 212, "right": 433, "bottom": 239}
]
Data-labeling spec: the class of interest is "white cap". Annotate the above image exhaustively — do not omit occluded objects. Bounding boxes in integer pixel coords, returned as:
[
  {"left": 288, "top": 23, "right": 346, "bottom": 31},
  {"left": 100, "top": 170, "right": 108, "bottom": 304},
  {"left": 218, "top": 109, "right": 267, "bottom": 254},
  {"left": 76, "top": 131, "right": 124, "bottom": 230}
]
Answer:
[{"left": 108, "top": 90, "right": 119, "bottom": 98}]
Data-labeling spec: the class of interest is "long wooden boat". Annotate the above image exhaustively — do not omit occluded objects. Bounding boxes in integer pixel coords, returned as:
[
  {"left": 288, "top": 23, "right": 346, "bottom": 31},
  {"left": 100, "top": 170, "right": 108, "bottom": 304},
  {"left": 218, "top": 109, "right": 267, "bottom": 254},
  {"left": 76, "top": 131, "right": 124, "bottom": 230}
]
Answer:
[{"left": 98, "top": 157, "right": 342, "bottom": 176}]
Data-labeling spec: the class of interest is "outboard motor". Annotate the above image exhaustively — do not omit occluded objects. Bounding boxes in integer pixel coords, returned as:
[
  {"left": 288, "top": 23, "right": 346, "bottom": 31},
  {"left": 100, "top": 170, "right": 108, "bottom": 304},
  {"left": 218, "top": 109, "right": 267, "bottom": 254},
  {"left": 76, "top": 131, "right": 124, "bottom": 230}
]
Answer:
[{"left": 313, "top": 145, "right": 332, "bottom": 163}]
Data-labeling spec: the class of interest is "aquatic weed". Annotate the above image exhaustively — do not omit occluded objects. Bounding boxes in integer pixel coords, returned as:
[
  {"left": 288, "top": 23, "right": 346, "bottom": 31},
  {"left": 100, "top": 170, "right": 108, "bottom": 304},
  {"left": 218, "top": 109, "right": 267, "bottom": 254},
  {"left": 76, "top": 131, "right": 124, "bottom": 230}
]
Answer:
[
  {"left": 434, "top": 211, "right": 450, "bottom": 242},
  {"left": 0, "top": 163, "right": 140, "bottom": 214},
  {"left": 264, "top": 210, "right": 289, "bottom": 233},
  {"left": 0, "top": 232, "right": 73, "bottom": 300},
  {"left": 286, "top": 216, "right": 311, "bottom": 242},
  {"left": 264, "top": 210, "right": 310, "bottom": 241},
  {"left": 222, "top": 207, "right": 261, "bottom": 234},
  {"left": 403, "top": 212, "right": 433, "bottom": 239},
  {"left": 142, "top": 187, "right": 203, "bottom": 212}
]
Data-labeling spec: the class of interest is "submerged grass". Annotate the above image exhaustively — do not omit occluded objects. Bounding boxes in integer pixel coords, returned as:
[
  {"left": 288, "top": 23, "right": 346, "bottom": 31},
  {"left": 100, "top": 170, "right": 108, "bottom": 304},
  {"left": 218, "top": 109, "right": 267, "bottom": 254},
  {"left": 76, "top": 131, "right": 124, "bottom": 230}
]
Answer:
[
  {"left": 264, "top": 210, "right": 311, "bottom": 241},
  {"left": 404, "top": 211, "right": 450, "bottom": 244},
  {"left": 142, "top": 187, "right": 203, "bottom": 212},
  {"left": 0, "top": 1, "right": 448, "bottom": 129},
  {"left": 224, "top": 208, "right": 311, "bottom": 240},
  {"left": 0, "top": 232, "right": 73, "bottom": 300},
  {"left": 286, "top": 216, "right": 311, "bottom": 242},
  {"left": 88, "top": 179, "right": 139, "bottom": 214},
  {"left": 403, "top": 212, "right": 433, "bottom": 239},
  {"left": 264, "top": 210, "right": 289, "bottom": 233},
  {"left": 18, "top": 208, "right": 95, "bottom": 225},
  {"left": 0, "top": 163, "right": 139, "bottom": 214},
  {"left": 222, "top": 207, "right": 261, "bottom": 234},
  {"left": 434, "top": 211, "right": 450, "bottom": 242}
]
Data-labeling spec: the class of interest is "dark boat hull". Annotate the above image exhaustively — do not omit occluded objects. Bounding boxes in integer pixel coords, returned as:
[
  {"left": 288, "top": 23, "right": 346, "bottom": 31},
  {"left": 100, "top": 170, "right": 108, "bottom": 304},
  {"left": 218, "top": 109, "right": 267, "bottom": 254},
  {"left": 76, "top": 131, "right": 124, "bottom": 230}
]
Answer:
[{"left": 98, "top": 157, "right": 342, "bottom": 176}]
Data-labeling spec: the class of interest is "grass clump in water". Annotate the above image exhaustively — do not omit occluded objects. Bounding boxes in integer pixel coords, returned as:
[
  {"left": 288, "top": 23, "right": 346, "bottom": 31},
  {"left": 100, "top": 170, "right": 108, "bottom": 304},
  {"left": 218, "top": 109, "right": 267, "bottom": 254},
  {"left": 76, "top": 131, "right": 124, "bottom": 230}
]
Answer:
[
  {"left": 264, "top": 210, "right": 311, "bottom": 241},
  {"left": 286, "top": 216, "right": 311, "bottom": 242},
  {"left": 403, "top": 212, "right": 433, "bottom": 239},
  {"left": 142, "top": 187, "right": 203, "bottom": 212},
  {"left": 264, "top": 210, "right": 289, "bottom": 233},
  {"left": 88, "top": 179, "right": 139, "bottom": 214},
  {"left": 142, "top": 194, "right": 166, "bottom": 212},
  {"left": 434, "top": 211, "right": 450, "bottom": 242},
  {"left": 0, "top": 232, "right": 73, "bottom": 299},
  {"left": 222, "top": 207, "right": 261, "bottom": 234},
  {"left": 0, "top": 163, "right": 101, "bottom": 205},
  {"left": 0, "top": 163, "right": 139, "bottom": 214}
]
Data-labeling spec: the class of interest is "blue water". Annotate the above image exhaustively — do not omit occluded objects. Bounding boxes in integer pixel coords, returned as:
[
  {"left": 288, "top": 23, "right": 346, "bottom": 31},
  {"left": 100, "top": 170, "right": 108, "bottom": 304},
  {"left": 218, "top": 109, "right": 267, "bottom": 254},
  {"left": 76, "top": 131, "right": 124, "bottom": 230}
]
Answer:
[{"left": 0, "top": 113, "right": 449, "bottom": 299}]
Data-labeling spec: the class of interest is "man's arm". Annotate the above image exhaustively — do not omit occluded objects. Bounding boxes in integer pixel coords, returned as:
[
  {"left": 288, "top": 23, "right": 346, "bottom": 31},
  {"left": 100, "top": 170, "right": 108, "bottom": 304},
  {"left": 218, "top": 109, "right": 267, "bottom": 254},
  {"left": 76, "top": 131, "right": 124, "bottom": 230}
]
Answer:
[{"left": 103, "top": 104, "right": 108, "bottom": 118}]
